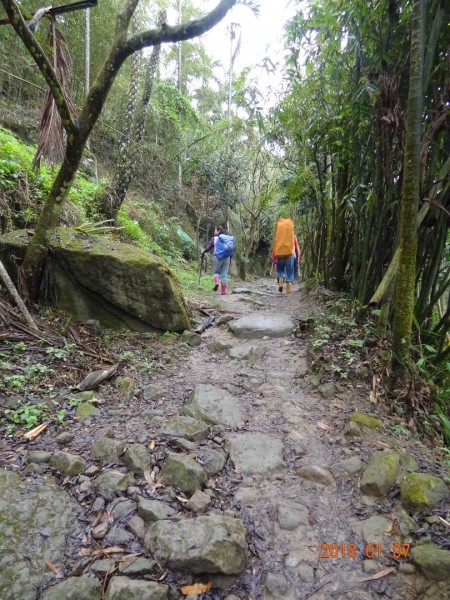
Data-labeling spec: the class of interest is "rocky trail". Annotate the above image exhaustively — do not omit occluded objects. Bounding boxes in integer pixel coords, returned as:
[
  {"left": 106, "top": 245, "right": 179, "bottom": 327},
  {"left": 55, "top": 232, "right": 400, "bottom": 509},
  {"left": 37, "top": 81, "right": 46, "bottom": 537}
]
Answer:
[{"left": 0, "top": 278, "right": 449, "bottom": 600}]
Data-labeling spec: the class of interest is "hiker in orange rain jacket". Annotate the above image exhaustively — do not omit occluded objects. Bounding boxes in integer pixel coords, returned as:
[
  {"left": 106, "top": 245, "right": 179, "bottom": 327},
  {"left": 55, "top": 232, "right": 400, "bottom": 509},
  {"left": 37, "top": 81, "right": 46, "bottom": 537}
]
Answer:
[{"left": 272, "top": 218, "right": 300, "bottom": 293}]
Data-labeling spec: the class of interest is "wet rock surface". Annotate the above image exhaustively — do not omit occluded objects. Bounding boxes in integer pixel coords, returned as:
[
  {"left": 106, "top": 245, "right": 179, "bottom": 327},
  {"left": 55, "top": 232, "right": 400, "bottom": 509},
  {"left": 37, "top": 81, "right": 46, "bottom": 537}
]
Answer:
[{"left": 0, "top": 279, "right": 448, "bottom": 599}]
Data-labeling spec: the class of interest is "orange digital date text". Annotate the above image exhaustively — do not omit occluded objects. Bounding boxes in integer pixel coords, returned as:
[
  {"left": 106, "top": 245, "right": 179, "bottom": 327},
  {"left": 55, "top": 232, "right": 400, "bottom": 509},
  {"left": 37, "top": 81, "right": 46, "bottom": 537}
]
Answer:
[{"left": 320, "top": 543, "right": 410, "bottom": 559}]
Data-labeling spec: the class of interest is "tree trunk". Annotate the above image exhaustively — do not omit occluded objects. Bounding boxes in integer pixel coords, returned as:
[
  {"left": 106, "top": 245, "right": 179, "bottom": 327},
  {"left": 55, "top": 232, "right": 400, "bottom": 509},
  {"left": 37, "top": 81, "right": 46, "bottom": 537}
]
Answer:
[
  {"left": 392, "top": 0, "right": 425, "bottom": 370},
  {"left": 0, "top": 0, "right": 237, "bottom": 298},
  {"left": 109, "top": 11, "right": 166, "bottom": 222}
]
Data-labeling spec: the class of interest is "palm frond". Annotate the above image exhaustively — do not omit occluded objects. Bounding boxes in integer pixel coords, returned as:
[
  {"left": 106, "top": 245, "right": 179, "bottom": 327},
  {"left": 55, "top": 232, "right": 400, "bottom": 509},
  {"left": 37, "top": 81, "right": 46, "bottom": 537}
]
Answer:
[
  {"left": 73, "top": 220, "right": 123, "bottom": 235},
  {"left": 33, "top": 22, "right": 76, "bottom": 169},
  {"left": 237, "top": 0, "right": 260, "bottom": 17}
]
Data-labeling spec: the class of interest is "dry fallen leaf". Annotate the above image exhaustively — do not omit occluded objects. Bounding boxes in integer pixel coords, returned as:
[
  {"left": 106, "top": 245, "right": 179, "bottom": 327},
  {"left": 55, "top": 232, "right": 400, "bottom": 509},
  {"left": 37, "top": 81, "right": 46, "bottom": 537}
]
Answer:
[
  {"left": 354, "top": 567, "right": 396, "bottom": 582},
  {"left": 44, "top": 559, "right": 63, "bottom": 578},
  {"left": 149, "top": 440, "right": 156, "bottom": 451},
  {"left": 317, "top": 421, "right": 330, "bottom": 432},
  {"left": 144, "top": 469, "right": 165, "bottom": 492},
  {"left": 79, "top": 546, "right": 124, "bottom": 557},
  {"left": 176, "top": 495, "right": 189, "bottom": 503},
  {"left": 180, "top": 581, "right": 213, "bottom": 595}
]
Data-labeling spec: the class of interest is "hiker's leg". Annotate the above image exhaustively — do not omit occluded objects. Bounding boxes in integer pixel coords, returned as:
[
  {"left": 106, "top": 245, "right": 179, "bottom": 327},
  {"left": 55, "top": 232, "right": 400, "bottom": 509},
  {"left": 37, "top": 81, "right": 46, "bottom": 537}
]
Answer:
[
  {"left": 219, "top": 257, "right": 230, "bottom": 295},
  {"left": 213, "top": 256, "right": 220, "bottom": 290},
  {"left": 219, "top": 257, "right": 230, "bottom": 284},
  {"left": 286, "top": 255, "right": 295, "bottom": 283},
  {"left": 276, "top": 257, "right": 286, "bottom": 292}
]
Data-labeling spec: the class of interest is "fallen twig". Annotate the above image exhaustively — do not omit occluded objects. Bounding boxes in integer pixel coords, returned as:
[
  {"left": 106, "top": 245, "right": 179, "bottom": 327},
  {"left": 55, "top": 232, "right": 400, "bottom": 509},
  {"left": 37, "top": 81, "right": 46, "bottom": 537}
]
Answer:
[
  {"left": 195, "top": 315, "right": 215, "bottom": 333},
  {"left": 0, "top": 259, "right": 38, "bottom": 331},
  {"left": 23, "top": 422, "right": 47, "bottom": 440},
  {"left": 354, "top": 567, "right": 396, "bottom": 582}
]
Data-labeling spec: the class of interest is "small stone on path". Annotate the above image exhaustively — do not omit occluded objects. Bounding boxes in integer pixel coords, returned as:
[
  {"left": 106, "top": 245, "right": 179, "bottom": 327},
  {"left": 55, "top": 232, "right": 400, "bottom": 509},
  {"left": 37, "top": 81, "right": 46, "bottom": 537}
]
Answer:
[
  {"left": 229, "top": 313, "right": 295, "bottom": 339},
  {"left": 227, "top": 432, "right": 285, "bottom": 474}
]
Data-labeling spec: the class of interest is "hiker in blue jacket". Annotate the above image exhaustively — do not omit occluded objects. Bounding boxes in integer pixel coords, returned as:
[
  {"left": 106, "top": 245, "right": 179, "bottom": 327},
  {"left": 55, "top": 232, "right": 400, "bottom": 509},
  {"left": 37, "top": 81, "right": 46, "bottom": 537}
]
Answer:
[{"left": 201, "top": 225, "right": 231, "bottom": 295}]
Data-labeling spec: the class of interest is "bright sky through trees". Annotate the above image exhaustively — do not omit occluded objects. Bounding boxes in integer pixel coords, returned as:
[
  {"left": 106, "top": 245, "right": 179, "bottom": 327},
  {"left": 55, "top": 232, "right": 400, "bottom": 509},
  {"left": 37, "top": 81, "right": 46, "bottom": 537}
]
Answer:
[{"left": 201, "top": 0, "right": 297, "bottom": 108}]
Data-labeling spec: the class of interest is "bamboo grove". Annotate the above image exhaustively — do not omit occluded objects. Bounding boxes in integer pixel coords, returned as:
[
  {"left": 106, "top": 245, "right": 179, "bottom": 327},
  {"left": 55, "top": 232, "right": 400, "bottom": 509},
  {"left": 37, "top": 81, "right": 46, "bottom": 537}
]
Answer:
[{"left": 272, "top": 0, "right": 449, "bottom": 368}]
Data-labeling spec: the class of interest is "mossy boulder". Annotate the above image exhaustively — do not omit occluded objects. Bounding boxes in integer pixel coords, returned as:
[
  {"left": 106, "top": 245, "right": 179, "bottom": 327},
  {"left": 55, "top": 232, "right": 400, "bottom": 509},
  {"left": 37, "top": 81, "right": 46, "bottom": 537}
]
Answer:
[
  {"left": 400, "top": 472, "right": 448, "bottom": 511},
  {"left": 76, "top": 403, "right": 101, "bottom": 420},
  {"left": 0, "top": 229, "right": 189, "bottom": 332},
  {"left": 161, "top": 451, "right": 207, "bottom": 493},
  {"left": 360, "top": 451, "right": 401, "bottom": 496},
  {"left": 411, "top": 544, "right": 450, "bottom": 580},
  {"left": 49, "top": 451, "right": 86, "bottom": 476}
]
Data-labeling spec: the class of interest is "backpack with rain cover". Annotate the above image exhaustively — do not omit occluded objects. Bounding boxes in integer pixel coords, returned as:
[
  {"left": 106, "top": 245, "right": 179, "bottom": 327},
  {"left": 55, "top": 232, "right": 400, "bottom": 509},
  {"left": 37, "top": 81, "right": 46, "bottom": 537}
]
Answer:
[
  {"left": 215, "top": 234, "right": 235, "bottom": 259},
  {"left": 273, "top": 218, "right": 294, "bottom": 257}
]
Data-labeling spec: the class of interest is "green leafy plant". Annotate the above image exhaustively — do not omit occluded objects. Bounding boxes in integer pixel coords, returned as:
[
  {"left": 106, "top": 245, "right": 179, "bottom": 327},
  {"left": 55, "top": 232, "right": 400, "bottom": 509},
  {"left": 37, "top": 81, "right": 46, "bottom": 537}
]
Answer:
[{"left": 4, "top": 403, "right": 48, "bottom": 432}]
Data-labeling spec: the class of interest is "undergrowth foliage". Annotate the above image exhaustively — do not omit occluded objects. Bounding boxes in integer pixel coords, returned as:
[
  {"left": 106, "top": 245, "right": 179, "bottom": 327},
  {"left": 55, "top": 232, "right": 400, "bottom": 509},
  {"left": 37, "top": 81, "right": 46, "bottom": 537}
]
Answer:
[
  {"left": 0, "top": 127, "right": 104, "bottom": 230},
  {"left": 299, "top": 290, "right": 450, "bottom": 448}
]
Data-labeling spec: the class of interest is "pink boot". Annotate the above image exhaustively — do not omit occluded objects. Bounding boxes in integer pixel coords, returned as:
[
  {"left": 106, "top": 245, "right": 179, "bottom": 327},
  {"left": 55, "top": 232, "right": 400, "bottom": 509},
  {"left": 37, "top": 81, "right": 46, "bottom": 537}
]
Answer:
[
  {"left": 221, "top": 283, "right": 227, "bottom": 295},
  {"left": 213, "top": 275, "right": 219, "bottom": 291}
]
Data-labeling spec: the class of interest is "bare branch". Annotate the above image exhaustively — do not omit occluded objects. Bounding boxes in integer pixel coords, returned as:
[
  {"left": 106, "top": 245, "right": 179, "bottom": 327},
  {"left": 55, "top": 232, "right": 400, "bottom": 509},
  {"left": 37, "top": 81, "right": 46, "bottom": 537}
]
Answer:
[{"left": 125, "top": 0, "right": 238, "bottom": 56}]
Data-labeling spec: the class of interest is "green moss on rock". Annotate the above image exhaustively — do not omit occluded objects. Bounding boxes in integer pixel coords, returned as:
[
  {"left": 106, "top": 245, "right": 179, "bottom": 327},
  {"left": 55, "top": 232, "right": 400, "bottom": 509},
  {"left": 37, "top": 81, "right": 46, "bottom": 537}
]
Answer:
[
  {"left": 76, "top": 403, "right": 100, "bottom": 420},
  {"left": 349, "top": 413, "right": 384, "bottom": 429},
  {"left": 400, "top": 473, "right": 448, "bottom": 511},
  {"left": 411, "top": 544, "right": 450, "bottom": 580},
  {"left": 360, "top": 451, "right": 401, "bottom": 496}
]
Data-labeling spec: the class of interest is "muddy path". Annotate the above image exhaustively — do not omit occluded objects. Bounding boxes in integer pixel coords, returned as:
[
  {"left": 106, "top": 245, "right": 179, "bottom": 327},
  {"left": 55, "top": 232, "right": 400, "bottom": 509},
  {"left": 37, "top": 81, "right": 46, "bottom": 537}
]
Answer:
[{"left": 1, "top": 277, "right": 448, "bottom": 599}]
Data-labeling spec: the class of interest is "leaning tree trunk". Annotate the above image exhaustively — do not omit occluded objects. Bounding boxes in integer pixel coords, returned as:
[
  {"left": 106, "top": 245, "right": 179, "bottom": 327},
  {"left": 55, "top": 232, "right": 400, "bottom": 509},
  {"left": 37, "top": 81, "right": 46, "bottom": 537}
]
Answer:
[{"left": 391, "top": 0, "right": 425, "bottom": 371}]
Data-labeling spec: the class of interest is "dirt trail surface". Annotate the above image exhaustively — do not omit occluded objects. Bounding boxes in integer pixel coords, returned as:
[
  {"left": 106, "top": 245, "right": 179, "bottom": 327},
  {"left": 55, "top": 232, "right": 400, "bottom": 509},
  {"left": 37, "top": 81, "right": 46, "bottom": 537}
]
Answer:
[{"left": 1, "top": 278, "right": 449, "bottom": 599}]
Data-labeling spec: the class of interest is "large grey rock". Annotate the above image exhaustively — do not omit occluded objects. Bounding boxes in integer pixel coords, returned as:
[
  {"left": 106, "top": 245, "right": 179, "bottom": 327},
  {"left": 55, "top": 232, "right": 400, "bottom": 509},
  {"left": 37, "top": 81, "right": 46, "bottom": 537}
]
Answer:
[
  {"left": 420, "top": 582, "right": 450, "bottom": 599},
  {"left": 115, "top": 376, "right": 135, "bottom": 399},
  {"left": 361, "top": 515, "right": 392, "bottom": 544},
  {"left": 122, "top": 443, "right": 151, "bottom": 474},
  {"left": 93, "top": 470, "right": 134, "bottom": 496},
  {"left": 183, "top": 384, "right": 244, "bottom": 428},
  {"left": 186, "top": 490, "right": 211, "bottom": 512},
  {"left": 228, "top": 314, "right": 295, "bottom": 339},
  {"left": 158, "top": 416, "right": 210, "bottom": 442},
  {"left": 266, "top": 572, "right": 290, "bottom": 597},
  {"left": 118, "top": 557, "right": 156, "bottom": 576},
  {"left": 330, "top": 456, "right": 363, "bottom": 476},
  {"left": 49, "top": 451, "right": 86, "bottom": 476},
  {"left": 110, "top": 498, "right": 136, "bottom": 518},
  {"left": 0, "top": 471, "right": 79, "bottom": 600},
  {"left": 196, "top": 447, "right": 227, "bottom": 475},
  {"left": 137, "top": 497, "right": 175, "bottom": 522},
  {"left": 400, "top": 472, "right": 448, "bottom": 511},
  {"left": 411, "top": 544, "right": 450, "bottom": 581},
  {"left": 26, "top": 451, "right": 52, "bottom": 464},
  {"left": 145, "top": 515, "right": 248, "bottom": 574},
  {"left": 0, "top": 229, "right": 189, "bottom": 332},
  {"left": 229, "top": 343, "right": 266, "bottom": 361},
  {"left": 296, "top": 464, "right": 335, "bottom": 486},
  {"left": 42, "top": 574, "right": 101, "bottom": 599},
  {"left": 276, "top": 501, "right": 309, "bottom": 530},
  {"left": 360, "top": 451, "right": 401, "bottom": 496},
  {"left": 104, "top": 526, "right": 135, "bottom": 546},
  {"left": 105, "top": 576, "right": 168, "bottom": 599},
  {"left": 227, "top": 432, "right": 285, "bottom": 474},
  {"left": 161, "top": 451, "right": 207, "bottom": 493},
  {"left": 91, "top": 438, "right": 127, "bottom": 462}
]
